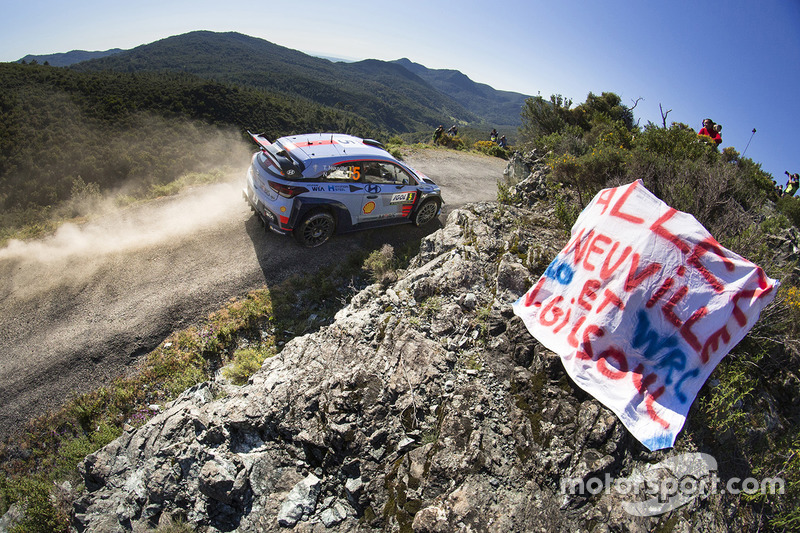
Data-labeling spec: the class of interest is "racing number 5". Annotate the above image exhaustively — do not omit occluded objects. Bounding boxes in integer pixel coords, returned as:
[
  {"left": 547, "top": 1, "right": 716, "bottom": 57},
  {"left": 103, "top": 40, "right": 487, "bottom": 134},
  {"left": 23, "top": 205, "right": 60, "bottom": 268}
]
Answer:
[{"left": 351, "top": 166, "right": 361, "bottom": 181}]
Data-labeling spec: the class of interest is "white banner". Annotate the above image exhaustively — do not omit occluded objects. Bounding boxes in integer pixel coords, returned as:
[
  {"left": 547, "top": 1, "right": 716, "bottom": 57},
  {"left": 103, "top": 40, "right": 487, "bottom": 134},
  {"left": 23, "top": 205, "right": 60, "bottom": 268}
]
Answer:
[{"left": 513, "top": 180, "right": 777, "bottom": 450}]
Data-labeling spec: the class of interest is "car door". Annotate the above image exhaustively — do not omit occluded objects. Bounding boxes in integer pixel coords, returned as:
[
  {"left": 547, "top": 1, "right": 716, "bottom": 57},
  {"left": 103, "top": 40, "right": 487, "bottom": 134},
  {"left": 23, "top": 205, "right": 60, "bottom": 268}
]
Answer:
[
  {"left": 316, "top": 162, "right": 366, "bottom": 226},
  {"left": 358, "top": 161, "right": 419, "bottom": 223}
]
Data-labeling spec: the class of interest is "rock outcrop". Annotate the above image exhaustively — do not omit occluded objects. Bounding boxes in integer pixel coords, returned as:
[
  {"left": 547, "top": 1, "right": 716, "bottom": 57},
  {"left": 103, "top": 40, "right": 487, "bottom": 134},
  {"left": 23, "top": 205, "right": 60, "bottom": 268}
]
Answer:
[{"left": 74, "top": 191, "right": 733, "bottom": 531}]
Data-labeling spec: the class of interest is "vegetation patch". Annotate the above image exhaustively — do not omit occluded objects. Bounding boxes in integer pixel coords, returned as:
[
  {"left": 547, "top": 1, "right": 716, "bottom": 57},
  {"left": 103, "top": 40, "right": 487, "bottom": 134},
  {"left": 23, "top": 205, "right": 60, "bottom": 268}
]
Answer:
[
  {"left": 516, "top": 90, "right": 800, "bottom": 529},
  {"left": 473, "top": 140, "right": 511, "bottom": 159},
  {"left": 222, "top": 344, "right": 276, "bottom": 386}
]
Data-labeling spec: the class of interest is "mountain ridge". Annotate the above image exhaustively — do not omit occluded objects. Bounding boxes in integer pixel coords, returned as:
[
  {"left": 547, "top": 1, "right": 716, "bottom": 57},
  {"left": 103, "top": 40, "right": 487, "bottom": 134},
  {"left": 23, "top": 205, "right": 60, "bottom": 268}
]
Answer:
[
  {"left": 18, "top": 48, "right": 124, "bottom": 67},
  {"left": 69, "top": 31, "right": 476, "bottom": 133},
  {"left": 391, "top": 57, "right": 530, "bottom": 128},
  {"left": 21, "top": 31, "right": 529, "bottom": 131}
]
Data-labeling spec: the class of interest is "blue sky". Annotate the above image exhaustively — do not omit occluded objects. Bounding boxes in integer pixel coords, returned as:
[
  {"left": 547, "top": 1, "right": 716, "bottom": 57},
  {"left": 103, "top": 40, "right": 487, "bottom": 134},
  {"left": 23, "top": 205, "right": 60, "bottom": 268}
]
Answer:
[{"left": 2, "top": 0, "right": 798, "bottom": 182}]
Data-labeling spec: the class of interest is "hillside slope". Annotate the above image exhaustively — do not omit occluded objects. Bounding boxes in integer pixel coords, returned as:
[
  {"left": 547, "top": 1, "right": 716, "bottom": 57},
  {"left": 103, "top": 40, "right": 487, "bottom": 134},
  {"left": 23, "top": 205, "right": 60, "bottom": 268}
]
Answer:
[
  {"left": 392, "top": 57, "right": 529, "bottom": 128},
  {"left": 70, "top": 152, "right": 800, "bottom": 531},
  {"left": 18, "top": 48, "right": 124, "bottom": 67},
  {"left": 71, "top": 31, "right": 478, "bottom": 133},
  {"left": 74, "top": 192, "right": 751, "bottom": 532}
]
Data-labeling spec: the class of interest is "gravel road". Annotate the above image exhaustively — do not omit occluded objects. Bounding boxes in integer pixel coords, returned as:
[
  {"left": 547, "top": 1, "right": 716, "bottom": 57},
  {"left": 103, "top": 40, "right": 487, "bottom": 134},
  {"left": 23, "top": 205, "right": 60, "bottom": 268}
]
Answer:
[{"left": 0, "top": 148, "right": 507, "bottom": 440}]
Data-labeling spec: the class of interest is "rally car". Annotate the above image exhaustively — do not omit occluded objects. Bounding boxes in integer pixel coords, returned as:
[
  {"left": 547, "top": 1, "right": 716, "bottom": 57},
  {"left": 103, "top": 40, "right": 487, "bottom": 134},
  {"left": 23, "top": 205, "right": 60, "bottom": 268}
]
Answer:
[{"left": 243, "top": 132, "right": 443, "bottom": 247}]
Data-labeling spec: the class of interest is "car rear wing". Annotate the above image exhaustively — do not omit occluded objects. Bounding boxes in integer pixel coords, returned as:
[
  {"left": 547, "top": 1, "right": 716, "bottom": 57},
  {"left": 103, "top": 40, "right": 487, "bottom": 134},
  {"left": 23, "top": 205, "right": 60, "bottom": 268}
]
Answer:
[
  {"left": 248, "top": 131, "right": 272, "bottom": 150},
  {"left": 248, "top": 131, "right": 305, "bottom": 178}
]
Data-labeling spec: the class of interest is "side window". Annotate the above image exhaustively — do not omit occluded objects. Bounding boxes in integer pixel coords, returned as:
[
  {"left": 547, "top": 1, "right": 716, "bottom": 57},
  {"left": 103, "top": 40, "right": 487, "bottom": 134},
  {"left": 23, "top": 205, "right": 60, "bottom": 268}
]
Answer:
[
  {"left": 385, "top": 163, "right": 416, "bottom": 185},
  {"left": 325, "top": 163, "right": 360, "bottom": 182},
  {"left": 360, "top": 162, "right": 416, "bottom": 185},
  {"left": 324, "top": 161, "right": 416, "bottom": 185},
  {"left": 361, "top": 162, "right": 384, "bottom": 183}
]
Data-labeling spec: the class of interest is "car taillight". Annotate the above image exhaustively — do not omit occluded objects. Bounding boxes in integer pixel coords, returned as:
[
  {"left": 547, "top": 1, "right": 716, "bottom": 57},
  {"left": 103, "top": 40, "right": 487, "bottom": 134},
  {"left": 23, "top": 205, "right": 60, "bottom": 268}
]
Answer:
[{"left": 268, "top": 180, "right": 308, "bottom": 198}]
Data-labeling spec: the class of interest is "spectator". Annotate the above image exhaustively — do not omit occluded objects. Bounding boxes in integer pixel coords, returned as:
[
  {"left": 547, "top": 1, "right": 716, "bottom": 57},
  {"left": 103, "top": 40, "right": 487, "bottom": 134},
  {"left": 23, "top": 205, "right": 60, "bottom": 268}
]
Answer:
[
  {"left": 448, "top": 125, "right": 458, "bottom": 136},
  {"left": 698, "top": 118, "right": 722, "bottom": 145},
  {"left": 433, "top": 125, "right": 444, "bottom": 145},
  {"left": 498, "top": 135, "right": 508, "bottom": 148},
  {"left": 785, "top": 171, "right": 800, "bottom": 197},
  {"left": 490, "top": 128, "right": 498, "bottom": 143}
]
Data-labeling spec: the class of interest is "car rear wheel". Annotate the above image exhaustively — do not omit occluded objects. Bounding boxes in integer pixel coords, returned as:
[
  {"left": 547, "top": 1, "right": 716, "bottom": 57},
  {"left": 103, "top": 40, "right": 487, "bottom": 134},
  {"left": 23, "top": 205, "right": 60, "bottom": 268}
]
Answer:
[
  {"left": 294, "top": 211, "right": 335, "bottom": 247},
  {"left": 413, "top": 198, "right": 440, "bottom": 226}
]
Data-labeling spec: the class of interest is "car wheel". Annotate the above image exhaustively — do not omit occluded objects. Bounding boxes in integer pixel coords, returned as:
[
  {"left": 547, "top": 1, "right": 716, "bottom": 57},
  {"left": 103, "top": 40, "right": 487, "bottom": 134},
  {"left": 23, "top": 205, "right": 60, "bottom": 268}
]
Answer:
[
  {"left": 294, "top": 211, "right": 335, "bottom": 247},
  {"left": 413, "top": 198, "right": 440, "bottom": 226}
]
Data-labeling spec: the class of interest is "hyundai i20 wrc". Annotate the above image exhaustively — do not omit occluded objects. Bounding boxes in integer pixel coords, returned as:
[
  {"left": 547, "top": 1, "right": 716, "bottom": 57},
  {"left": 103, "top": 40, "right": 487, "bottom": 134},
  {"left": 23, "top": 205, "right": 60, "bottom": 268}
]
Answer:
[{"left": 243, "top": 132, "right": 443, "bottom": 247}]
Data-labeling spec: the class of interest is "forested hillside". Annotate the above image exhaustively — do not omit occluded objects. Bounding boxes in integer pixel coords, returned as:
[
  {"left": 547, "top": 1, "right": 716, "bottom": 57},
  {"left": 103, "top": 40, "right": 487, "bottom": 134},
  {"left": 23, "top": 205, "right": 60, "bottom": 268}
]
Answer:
[
  {"left": 392, "top": 57, "right": 529, "bottom": 129},
  {"left": 70, "top": 31, "right": 479, "bottom": 133},
  {"left": 19, "top": 48, "right": 124, "bottom": 67},
  {"left": 1, "top": 30, "right": 534, "bottom": 243},
  {"left": 0, "top": 62, "right": 375, "bottom": 241}
]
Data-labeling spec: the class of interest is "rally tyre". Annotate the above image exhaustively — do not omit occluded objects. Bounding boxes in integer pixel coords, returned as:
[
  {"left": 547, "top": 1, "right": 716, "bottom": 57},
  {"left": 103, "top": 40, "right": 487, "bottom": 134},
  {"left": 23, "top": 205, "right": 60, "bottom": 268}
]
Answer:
[
  {"left": 413, "top": 198, "right": 440, "bottom": 227},
  {"left": 294, "top": 211, "right": 335, "bottom": 247}
]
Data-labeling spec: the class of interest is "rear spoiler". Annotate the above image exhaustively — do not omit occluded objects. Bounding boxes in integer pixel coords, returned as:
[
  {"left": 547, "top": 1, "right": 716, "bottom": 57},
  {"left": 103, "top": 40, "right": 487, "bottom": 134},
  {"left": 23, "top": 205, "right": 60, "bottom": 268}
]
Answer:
[
  {"left": 247, "top": 131, "right": 305, "bottom": 177},
  {"left": 248, "top": 131, "right": 272, "bottom": 150}
]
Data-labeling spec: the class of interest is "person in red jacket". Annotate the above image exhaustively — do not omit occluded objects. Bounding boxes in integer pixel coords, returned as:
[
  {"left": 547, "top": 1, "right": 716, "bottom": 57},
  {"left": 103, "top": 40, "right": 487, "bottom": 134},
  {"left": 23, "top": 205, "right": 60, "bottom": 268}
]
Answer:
[{"left": 698, "top": 118, "right": 722, "bottom": 145}]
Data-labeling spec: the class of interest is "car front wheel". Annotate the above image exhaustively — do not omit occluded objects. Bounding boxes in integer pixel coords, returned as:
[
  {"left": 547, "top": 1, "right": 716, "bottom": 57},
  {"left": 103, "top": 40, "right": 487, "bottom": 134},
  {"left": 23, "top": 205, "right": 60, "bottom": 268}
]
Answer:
[
  {"left": 413, "top": 198, "right": 440, "bottom": 226},
  {"left": 294, "top": 211, "right": 335, "bottom": 247}
]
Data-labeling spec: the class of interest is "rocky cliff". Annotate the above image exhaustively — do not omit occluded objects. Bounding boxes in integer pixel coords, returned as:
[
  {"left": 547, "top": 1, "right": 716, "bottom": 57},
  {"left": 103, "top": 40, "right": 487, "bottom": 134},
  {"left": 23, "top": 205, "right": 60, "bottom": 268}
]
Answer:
[{"left": 73, "top": 157, "right": 739, "bottom": 532}]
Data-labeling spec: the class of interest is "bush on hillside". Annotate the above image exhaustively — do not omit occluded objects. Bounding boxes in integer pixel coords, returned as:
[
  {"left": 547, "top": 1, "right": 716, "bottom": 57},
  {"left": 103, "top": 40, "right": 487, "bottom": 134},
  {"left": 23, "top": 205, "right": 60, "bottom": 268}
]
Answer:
[
  {"left": 435, "top": 133, "right": 466, "bottom": 150},
  {"left": 517, "top": 91, "right": 800, "bottom": 530},
  {"left": 473, "top": 140, "right": 510, "bottom": 158}
]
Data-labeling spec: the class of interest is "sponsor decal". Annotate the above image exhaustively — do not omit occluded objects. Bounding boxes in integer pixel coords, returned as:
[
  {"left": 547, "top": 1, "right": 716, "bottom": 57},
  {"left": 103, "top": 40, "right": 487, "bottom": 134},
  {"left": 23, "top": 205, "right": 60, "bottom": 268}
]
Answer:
[
  {"left": 327, "top": 184, "right": 350, "bottom": 192},
  {"left": 365, "top": 184, "right": 381, "bottom": 194},
  {"left": 363, "top": 201, "right": 376, "bottom": 214},
  {"left": 390, "top": 192, "right": 417, "bottom": 205}
]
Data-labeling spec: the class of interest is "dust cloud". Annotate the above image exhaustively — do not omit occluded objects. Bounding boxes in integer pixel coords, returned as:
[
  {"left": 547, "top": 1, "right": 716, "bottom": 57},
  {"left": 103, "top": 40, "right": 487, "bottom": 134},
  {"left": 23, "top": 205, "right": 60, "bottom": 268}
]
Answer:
[
  {"left": 0, "top": 135, "right": 256, "bottom": 302},
  {"left": 1, "top": 178, "right": 244, "bottom": 263}
]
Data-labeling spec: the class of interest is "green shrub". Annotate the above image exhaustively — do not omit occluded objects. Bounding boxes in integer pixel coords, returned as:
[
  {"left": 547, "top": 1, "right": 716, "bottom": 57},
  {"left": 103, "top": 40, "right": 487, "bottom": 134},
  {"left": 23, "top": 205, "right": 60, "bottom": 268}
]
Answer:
[
  {"left": 435, "top": 134, "right": 466, "bottom": 150},
  {"left": 154, "top": 517, "right": 196, "bottom": 533},
  {"left": 633, "top": 122, "right": 717, "bottom": 164},
  {"left": 473, "top": 140, "right": 510, "bottom": 159},
  {"left": 548, "top": 144, "right": 628, "bottom": 207},
  {"left": 223, "top": 345, "right": 274, "bottom": 385},
  {"left": 4, "top": 477, "right": 70, "bottom": 533},
  {"left": 497, "top": 181, "right": 522, "bottom": 205},
  {"left": 777, "top": 194, "right": 800, "bottom": 227},
  {"left": 529, "top": 125, "right": 587, "bottom": 157},
  {"left": 520, "top": 94, "right": 573, "bottom": 139},
  {"left": 364, "top": 244, "right": 396, "bottom": 283},
  {"left": 554, "top": 195, "right": 580, "bottom": 233}
]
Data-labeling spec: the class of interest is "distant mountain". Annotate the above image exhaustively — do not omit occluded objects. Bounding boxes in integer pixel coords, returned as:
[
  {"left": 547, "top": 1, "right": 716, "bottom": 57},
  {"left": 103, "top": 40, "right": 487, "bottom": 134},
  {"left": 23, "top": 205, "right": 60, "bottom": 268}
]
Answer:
[
  {"left": 18, "top": 48, "right": 124, "bottom": 67},
  {"left": 71, "top": 31, "right": 479, "bottom": 133},
  {"left": 392, "top": 58, "right": 530, "bottom": 128}
]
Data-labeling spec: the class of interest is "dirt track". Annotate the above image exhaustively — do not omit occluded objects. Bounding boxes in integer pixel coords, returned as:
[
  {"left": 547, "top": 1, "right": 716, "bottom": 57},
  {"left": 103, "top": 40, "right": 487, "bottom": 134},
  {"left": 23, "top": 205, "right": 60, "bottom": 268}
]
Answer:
[{"left": 0, "top": 148, "right": 507, "bottom": 440}]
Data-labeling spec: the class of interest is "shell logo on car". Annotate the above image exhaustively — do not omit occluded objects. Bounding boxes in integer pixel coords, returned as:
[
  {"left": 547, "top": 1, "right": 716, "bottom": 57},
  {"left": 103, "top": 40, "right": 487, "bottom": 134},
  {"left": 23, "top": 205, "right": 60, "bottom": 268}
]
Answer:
[{"left": 363, "top": 201, "right": 376, "bottom": 214}]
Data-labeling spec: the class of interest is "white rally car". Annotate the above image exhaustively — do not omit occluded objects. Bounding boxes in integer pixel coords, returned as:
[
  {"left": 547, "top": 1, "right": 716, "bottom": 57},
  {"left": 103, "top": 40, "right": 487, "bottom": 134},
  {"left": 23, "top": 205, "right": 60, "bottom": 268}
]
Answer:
[{"left": 244, "top": 132, "right": 443, "bottom": 246}]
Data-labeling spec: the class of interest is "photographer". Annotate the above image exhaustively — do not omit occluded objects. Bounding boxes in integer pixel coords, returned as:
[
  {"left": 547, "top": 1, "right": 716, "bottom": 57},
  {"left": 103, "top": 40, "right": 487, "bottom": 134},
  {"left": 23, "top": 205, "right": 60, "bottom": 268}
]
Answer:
[
  {"left": 785, "top": 171, "right": 799, "bottom": 197},
  {"left": 698, "top": 118, "right": 722, "bottom": 145}
]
